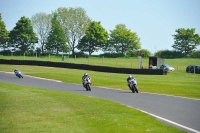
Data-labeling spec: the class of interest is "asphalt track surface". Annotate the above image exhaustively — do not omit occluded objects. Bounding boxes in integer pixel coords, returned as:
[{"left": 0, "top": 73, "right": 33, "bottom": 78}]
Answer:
[{"left": 0, "top": 72, "right": 200, "bottom": 133}]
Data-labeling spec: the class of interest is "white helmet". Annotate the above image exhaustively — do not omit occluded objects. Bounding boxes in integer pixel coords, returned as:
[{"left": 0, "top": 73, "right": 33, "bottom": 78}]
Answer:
[
  {"left": 84, "top": 73, "right": 88, "bottom": 76},
  {"left": 129, "top": 75, "right": 132, "bottom": 78}
]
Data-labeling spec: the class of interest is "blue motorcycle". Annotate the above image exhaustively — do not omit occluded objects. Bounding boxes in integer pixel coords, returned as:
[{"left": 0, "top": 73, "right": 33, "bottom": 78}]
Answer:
[{"left": 14, "top": 69, "right": 23, "bottom": 78}]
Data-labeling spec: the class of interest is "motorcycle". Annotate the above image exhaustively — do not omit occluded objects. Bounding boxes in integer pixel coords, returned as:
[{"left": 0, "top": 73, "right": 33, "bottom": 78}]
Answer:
[
  {"left": 14, "top": 70, "right": 23, "bottom": 78},
  {"left": 128, "top": 78, "right": 138, "bottom": 93},
  {"left": 83, "top": 77, "right": 91, "bottom": 91}
]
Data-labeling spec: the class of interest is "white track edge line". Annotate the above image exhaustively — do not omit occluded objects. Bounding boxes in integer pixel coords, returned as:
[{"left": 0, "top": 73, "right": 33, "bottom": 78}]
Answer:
[
  {"left": 138, "top": 109, "right": 200, "bottom": 133},
  {"left": 0, "top": 71, "right": 62, "bottom": 83},
  {"left": 96, "top": 86, "right": 200, "bottom": 101}
]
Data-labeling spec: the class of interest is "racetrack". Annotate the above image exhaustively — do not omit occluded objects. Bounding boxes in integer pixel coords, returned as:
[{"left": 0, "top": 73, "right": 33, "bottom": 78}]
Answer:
[{"left": 0, "top": 72, "right": 200, "bottom": 133}]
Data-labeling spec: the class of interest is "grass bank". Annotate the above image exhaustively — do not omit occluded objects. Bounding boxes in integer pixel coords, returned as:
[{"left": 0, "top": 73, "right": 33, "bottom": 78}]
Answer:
[{"left": 0, "top": 82, "right": 185, "bottom": 133}]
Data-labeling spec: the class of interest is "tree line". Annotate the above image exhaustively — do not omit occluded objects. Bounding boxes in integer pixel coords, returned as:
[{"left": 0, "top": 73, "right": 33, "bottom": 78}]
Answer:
[{"left": 0, "top": 7, "right": 200, "bottom": 58}]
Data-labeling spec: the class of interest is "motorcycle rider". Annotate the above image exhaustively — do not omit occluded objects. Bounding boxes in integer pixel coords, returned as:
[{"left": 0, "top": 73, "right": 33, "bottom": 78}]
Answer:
[
  {"left": 14, "top": 69, "right": 23, "bottom": 78},
  {"left": 14, "top": 69, "right": 19, "bottom": 74},
  {"left": 127, "top": 75, "right": 135, "bottom": 88},
  {"left": 82, "top": 73, "right": 90, "bottom": 86}
]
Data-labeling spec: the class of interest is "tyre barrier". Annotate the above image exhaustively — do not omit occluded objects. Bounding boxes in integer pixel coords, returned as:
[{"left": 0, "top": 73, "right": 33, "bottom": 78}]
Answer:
[{"left": 0, "top": 59, "right": 166, "bottom": 75}]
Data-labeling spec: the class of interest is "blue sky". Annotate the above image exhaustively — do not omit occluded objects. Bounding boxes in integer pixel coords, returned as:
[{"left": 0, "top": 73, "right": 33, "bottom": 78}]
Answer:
[{"left": 0, "top": 0, "right": 200, "bottom": 54}]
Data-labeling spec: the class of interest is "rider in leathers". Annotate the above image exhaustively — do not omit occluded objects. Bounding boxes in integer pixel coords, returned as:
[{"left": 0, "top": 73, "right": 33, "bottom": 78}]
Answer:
[
  {"left": 82, "top": 73, "right": 90, "bottom": 87},
  {"left": 127, "top": 75, "right": 134, "bottom": 88}
]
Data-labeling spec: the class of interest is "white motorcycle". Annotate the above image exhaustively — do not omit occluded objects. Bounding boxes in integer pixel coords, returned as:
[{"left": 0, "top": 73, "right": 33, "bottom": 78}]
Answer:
[
  {"left": 83, "top": 77, "right": 91, "bottom": 91},
  {"left": 128, "top": 78, "right": 138, "bottom": 93}
]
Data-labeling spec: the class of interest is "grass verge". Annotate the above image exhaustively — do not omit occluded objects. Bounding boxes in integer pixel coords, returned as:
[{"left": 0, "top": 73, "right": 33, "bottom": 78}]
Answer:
[{"left": 0, "top": 82, "right": 185, "bottom": 133}]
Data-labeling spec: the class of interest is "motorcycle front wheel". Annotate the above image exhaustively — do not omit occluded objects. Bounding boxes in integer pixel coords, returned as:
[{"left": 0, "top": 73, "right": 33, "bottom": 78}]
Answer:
[
  {"left": 134, "top": 86, "right": 139, "bottom": 93},
  {"left": 87, "top": 84, "right": 91, "bottom": 91},
  {"left": 85, "top": 84, "right": 89, "bottom": 91},
  {"left": 131, "top": 86, "right": 135, "bottom": 93}
]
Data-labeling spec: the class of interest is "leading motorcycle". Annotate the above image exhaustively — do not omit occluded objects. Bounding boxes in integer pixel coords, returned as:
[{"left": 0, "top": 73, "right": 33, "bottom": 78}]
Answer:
[
  {"left": 83, "top": 77, "right": 91, "bottom": 91},
  {"left": 128, "top": 78, "right": 138, "bottom": 93},
  {"left": 14, "top": 70, "right": 23, "bottom": 78}
]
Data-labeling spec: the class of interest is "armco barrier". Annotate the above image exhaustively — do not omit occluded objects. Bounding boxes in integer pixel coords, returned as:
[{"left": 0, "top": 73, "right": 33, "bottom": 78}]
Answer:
[{"left": 0, "top": 59, "right": 166, "bottom": 75}]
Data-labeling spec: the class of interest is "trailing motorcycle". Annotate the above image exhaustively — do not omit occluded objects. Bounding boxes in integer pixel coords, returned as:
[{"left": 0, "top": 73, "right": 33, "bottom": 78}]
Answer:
[
  {"left": 128, "top": 78, "right": 138, "bottom": 93},
  {"left": 14, "top": 70, "right": 23, "bottom": 78},
  {"left": 83, "top": 77, "right": 91, "bottom": 91}
]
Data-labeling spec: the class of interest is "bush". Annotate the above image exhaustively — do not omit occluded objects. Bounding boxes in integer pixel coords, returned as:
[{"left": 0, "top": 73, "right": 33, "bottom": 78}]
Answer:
[
  {"left": 126, "top": 49, "right": 151, "bottom": 58},
  {"left": 69, "top": 51, "right": 88, "bottom": 58},
  {"left": 155, "top": 50, "right": 184, "bottom": 58},
  {"left": 0, "top": 50, "right": 11, "bottom": 56}
]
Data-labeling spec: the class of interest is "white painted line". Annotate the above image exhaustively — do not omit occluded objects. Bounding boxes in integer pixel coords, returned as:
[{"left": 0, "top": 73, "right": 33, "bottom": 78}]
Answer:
[
  {"left": 141, "top": 92, "right": 200, "bottom": 101},
  {"left": 25, "top": 75, "right": 62, "bottom": 83},
  {"left": 96, "top": 85, "right": 200, "bottom": 101},
  {"left": 0, "top": 71, "right": 13, "bottom": 74},
  {"left": 139, "top": 109, "right": 200, "bottom": 133},
  {"left": 125, "top": 104, "right": 200, "bottom": 133}
]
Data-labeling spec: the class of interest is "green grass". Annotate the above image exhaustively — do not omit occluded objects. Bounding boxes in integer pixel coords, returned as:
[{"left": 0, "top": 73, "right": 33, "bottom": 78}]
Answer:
[
  {"left": 0, "top": 64, "right": 200, "bottom": 99},
  {"left": 0, "top": 82, "right": 185, "bottom": 133}
]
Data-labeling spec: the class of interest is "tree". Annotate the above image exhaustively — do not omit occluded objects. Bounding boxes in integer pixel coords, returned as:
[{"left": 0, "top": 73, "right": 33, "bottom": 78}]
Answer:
[
  {"left": 31, "top": 12, "right": 51, "bottom": 54},
  {"left": 77, "top": 21, "right": 108, "bottom": 56},
  {"left": 0, "top": 13, "right": 9, "bottom": 50},
  {"left": 107, "top": 24, "right": 141, "bottom": 55},
  {"left": 46, "top": 13, "right": 69, "bottom": 55},
  {"left": 56, "top": 7, "right": 91, "bottom": 56},
  {"left": 172, "top": 28, "right": 200, "bottom": 57},
  {"left": 9, "top": 16, "right": 38, "bottom": 53}
]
